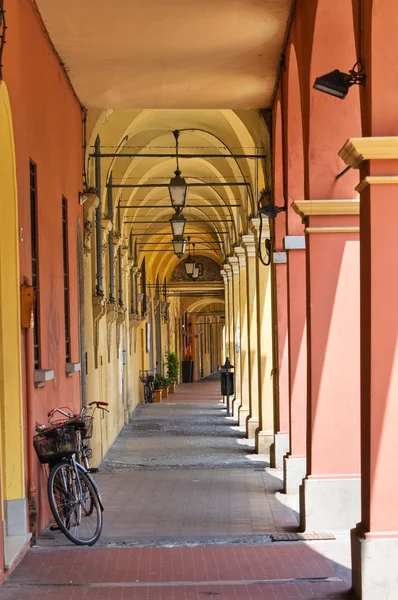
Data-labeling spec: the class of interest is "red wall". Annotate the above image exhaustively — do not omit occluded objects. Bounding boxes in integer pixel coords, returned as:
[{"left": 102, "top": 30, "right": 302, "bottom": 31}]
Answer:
[{"left": 4, "top": 0, "right": 83, "bottom": 533}]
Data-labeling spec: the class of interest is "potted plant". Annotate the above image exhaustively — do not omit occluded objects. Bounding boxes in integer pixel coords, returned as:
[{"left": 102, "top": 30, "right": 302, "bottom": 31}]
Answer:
[
  {"left": 154, "top": 373, "right": 169, "bottom": 399},
  {"left": 153, "top": 373, "right": 163, "bottom": 403},
  {"left": 166, "top": 352, "right": 179, "bottom": 392}
]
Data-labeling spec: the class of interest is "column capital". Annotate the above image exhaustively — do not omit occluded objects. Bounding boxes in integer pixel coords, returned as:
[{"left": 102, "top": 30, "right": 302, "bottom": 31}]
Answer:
[
  {"left": 292, "top": 199, "right": 360, "bottom": 217},
  {"left": 220, "top": 269, "right": 228, "bottom": 284},
  {"left": 249, "top": 216, "right": 270, "bottom": 239},
  {"left": 241, "top": 233, "right": 257, "bottom": 258},
  {"left": 227, "top": 255, "right": 239, "bottom": 275},
  {"left": 234, "top": 246, "right": 246, "bottom": 267},
  {"left": 223, "top": 264, "right": 233, "bottom": 279},
  {"left": 338, "top": 136, "right": 398, "bottom": 168}
]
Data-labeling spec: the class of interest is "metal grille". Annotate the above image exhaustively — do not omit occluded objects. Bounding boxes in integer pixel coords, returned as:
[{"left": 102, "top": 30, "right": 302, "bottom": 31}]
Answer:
[
  {"left": 62, "top": 197, "right": 71, "bottom": 362},
  {"left": 30, "top": 161, "right": 40, "bottom": 369}
]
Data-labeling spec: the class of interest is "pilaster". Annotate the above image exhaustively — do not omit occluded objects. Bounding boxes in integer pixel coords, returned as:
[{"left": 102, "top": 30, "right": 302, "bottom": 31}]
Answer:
[
  {"left": 228, "top": 255, "right": 241, "bottom": 418},
  {"left": 250, "top": 218, "right": 274, "bottom": 455},
  {"left": 241, "top": 233, "right": 259, "bottom": 439},
  {"left": 293, "top": 197, "right": 361, "bottom": 530},
  {"left": 234, "top": 247, "right": 250, "bottom": 428},
  {"left": 339, "top": 136, "right": 398, "bottom": 598},
  {"left": 223, "top": 264, "right": 234, "bottom": 365},
  {"left": 220, "top": 269, "right": 229, "bottom": 363}
]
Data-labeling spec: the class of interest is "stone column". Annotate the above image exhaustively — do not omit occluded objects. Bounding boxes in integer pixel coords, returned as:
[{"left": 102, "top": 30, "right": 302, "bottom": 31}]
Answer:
[
  {"left": 293, "top": 199, "right": 361, "bottom": 531},
  {"left": 283, "top": 232, "right": 307, "bottom": 494},
  {"left": 250, "top": 218, "right": 274, "bottom": 454},
  {"left": 220, "top": 269, "right": 229, "bottom": 361},
  {"left": 241, "top": 233, "right": 259, "bottom": 438},
  {"left": 339, "top": 137, "right": 398, "bottom": 597},
  {"left": 228, "top": 256, "right": 241, "bottom": 417},
  {"left": 235, "top": 246, "right": 250, "bottom": 428},
  {"left": 224, "top": 264, "right": 235, "bottom": 364},
  {"left": 270, "top": 212, "right": 290, "bottom": 468}
]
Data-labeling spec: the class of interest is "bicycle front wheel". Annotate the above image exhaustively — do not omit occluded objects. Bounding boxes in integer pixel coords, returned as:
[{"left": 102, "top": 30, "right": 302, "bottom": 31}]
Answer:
[{"left": 48, "top": 461, "right": 102, "bottom": 546}]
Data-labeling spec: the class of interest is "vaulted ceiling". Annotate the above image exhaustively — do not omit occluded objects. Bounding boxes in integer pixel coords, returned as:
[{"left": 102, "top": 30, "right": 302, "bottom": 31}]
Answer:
[{"left": 36, "top": 0, "right": 292, "bottom": 109}]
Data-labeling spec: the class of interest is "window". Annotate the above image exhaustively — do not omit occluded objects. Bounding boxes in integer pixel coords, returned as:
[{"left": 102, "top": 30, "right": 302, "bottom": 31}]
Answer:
[
  {"left": 62, "top": 197, "right": 71, "bottom": 362},
  {"left": 29, "top": 161, "right": 40, "bottom": 369}
]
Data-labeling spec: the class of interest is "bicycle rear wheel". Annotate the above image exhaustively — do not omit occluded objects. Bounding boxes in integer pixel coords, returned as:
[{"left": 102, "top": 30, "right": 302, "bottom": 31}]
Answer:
[{"left": 48, "top": 461, "right": 102, "bottom": 546}]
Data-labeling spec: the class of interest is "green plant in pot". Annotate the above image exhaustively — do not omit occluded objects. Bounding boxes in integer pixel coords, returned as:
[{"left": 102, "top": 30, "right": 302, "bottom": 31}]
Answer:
[
  {"left": 154, "top": 373, "right": 167, "bottom": 390},
  {"left": 165, "top": 352, "right": 179, "bottom": 391}
]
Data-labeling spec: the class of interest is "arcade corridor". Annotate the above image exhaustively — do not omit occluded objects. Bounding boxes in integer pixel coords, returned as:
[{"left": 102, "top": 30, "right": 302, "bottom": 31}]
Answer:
[{"left": 0, "top": 377, "right": 351, "bottom": 599}]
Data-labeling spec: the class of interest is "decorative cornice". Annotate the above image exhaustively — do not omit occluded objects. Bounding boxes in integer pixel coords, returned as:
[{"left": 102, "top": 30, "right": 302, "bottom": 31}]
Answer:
[
  {"left": 223, "top": 264, "right": 233, "bottom": 279},
  {"left": 355, "top": 175, "right": 398, "bottom": 193},
  {"left": 234, "top": 246, "right": 246, "bottom": 267},
  {"left": 338, "top": 137, "right": 398, "bottom": 167},
  {"left": 227, "top": 255, "right": 239, "bottom": 275},
  {"left": 292, "top": 199, "right": 360, "bottom": 217},
  {"left": 241, "top": 233, "right": 257, "bottom": 258},
  {"left": 250, "top": 216, "right": 270, "bottom": 239},
  {"left": 220, "top": 269, "right": 228, "bottom": 284},
  {"left": 306, "top": 226, "right": 360, "bottom": 234}
]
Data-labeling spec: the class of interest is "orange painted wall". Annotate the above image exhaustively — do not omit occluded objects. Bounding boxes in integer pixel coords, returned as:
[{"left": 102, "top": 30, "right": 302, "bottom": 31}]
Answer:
[{"left": 3, "top": 0, "right": 83, "bottom": 533}]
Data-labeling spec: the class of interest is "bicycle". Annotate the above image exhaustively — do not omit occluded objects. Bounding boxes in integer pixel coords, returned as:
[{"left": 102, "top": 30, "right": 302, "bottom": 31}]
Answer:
[
  {"left": 139, "top": 370, "right": 155, "bottom": 403},
  {"left": 33, "top": 403, "right": 107, "bottom": 546}
]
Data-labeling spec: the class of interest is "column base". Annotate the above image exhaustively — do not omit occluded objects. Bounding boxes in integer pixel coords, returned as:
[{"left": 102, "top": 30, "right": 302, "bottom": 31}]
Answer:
[
  {"left": 238, "top": 406, "right": 249, "bottom": 428},
  {"left": 283, "top": 455, "right": 306, "bottom": 495},
  {"left": 299, "top": 476, "right": 360, "bottom": 531},
  {"left": 255, "top": 430, "right": 274, "bottom": 455},
  {"left": 351, "top": 527, "right": 398, "bottom": 599},
  {"left": 246, "top": 417, "right": 259, "bottom": 439},
  {"left": 232, "top": 396, "right": 241, "bottom": 419},
  {"left": 270, "top": 433, "right": 289, "bottom": 468}
]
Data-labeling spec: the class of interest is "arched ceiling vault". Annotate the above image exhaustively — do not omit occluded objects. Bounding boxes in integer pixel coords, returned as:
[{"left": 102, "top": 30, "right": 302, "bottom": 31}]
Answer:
[{"left": 87, "top": 109, "right": 268, "bottom": 282}]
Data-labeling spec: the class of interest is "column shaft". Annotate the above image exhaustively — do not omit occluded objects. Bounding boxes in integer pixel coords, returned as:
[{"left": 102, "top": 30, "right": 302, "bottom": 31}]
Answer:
[
  {"left": 242, "top": 234, "right": 259, "bottom": 438},
  {"left": 235, "top": 248, "right": 250, "bottom": 428},
  {"left": 228, "top": 256, "right": 241, "bottom": 417}
]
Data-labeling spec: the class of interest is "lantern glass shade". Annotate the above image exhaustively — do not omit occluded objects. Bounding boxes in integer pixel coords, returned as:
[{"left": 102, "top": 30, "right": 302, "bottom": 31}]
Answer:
[
  {"left": 172, "top": 236, "right": 187, "bottom": 258},
  {"left": 170, "top": 213, "right": 186, "bottom": 238},
  {"left": 184, "top": 255, "right": 195, "bottom": 276},
  {"left": 168, "top": 170, "right": 188, "bottom": 213},
  {"left": 191, "top": 265, "right": 200, "bottom": 280}
]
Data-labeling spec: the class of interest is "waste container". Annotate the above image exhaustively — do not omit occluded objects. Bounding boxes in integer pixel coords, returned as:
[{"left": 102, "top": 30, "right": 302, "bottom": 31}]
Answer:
[
  {"left": 182, "top": 360, "right": 194, "bottom": 383},
  {"left": 220, "top": 357, "right": 234, "bottom": 395}
]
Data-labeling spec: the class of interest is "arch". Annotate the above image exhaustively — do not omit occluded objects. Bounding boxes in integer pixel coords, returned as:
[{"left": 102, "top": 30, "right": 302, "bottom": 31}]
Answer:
[
  {"left": 308, "top": 0, "right": 362, "bottom": 198},
  {"left": 285, "top": 43, "right": 305, "bottom": 234},
  {"left": 0, "top": 82, "right": 25, "bottom": 536}
]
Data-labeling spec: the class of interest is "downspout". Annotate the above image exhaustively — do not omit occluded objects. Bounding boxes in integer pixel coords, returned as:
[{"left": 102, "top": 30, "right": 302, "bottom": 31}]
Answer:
[{"left": 24, "top": 312, "right": 36, "bottom": 546}]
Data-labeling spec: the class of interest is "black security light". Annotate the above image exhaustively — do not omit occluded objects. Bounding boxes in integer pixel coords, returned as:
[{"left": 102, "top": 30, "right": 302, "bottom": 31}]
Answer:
[{"left": 313, "top": 60, "right": 366, "bottom": 99}]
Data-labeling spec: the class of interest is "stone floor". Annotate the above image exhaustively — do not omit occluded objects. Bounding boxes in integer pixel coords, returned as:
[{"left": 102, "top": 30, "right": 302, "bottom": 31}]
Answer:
[{"left": 0, "top": 374, "right": 353, "bottom": 598}]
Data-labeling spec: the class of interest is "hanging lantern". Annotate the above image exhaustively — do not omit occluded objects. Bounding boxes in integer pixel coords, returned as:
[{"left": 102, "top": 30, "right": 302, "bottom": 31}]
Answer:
[
  {"left": 184, "top": 239, "right": 195, "bottom": 276},
  {"left": 191, "top": 264, "right": 200, "bottom": 281},
  {"left": 168, "top": 130, "right": 188, "bottom": 213},
  {"left": 170, "top": 212, "right": 186, "bottom": 238},
  {"left": 172, "top": 236, "right": 187, "bottom": 258}
]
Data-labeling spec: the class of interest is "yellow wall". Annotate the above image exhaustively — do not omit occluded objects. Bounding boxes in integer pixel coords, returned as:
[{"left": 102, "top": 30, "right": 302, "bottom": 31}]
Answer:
[{"left": 0, "top": 83, "right": 25, "bottom": 500}]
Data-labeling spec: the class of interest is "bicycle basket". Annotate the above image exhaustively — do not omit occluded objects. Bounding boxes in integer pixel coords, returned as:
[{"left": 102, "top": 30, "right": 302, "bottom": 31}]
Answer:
[
  {"left": 81, "top": 415, "right": 94, "bottom": 440},
  {"left": 33, "top": 425, "right": 78, "bottom": 464},
  {"left": 139, "top": 370, "right": 154, "bottom": 383}
]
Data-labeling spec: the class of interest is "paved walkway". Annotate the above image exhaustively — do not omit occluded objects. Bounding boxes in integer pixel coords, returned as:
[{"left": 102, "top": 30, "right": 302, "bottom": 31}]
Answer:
[{"left": 0, "top": 375, "right": 352, "bottom": 598}]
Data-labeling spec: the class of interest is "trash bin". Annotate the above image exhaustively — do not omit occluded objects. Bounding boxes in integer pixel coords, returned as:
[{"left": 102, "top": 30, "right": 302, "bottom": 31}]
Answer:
[
  {"left": 220, "top": 357, "right": 234, "bottom": 396},
  {"left": 182, "top": 360, "right": 194, "bottom": 383}
]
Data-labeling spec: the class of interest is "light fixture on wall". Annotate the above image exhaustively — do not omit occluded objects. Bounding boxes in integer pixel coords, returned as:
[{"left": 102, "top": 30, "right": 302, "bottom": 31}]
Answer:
[
  {"left": 172, "top": 236, "right": 187, "bottom": 258},
  {"left": 313, "top": 60, "right": 366, "bottom": 99},
  {"left": 170, "top": 212, "right": 186, "bottom": 238},
  {"left": 168, "top": 130, "right": 188, "bottom": 213},
  {"left": 184, "top": 239, "right": 195, "bottom": 276}
]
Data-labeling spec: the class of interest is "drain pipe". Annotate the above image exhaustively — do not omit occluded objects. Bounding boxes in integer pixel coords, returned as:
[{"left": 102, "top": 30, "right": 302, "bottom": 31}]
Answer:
[{"left": 24, "top": 310, "right": 37, "bottom": 546}]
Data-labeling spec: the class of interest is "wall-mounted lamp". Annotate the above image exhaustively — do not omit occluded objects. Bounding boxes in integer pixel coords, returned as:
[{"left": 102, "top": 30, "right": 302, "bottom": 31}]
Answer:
[
  {"left": 168, "top": 130, "right": 188, "bottom": 213},
  {"left": 172, "top": 236, "right": 187, "bottom": 258},
  {"left": 313, "top": 60, "right": 366, "bottom": 99},
  {"left": 170, "top": 212, "right": 186, "bottom": 238},
  {"left": 191, "top": 264, "right": 200, "bottom": 281}
]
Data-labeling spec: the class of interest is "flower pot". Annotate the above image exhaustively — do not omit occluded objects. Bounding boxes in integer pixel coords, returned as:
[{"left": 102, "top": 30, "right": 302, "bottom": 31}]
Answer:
[
  {"left": 169, "top": 382, "right": 176, "bottom": 393},
  {"left": 161, "top": 385, "right": 169, "bottom": 398},
  {"left": 154, "top": 389, "right": 162, "bottom": 402}
]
